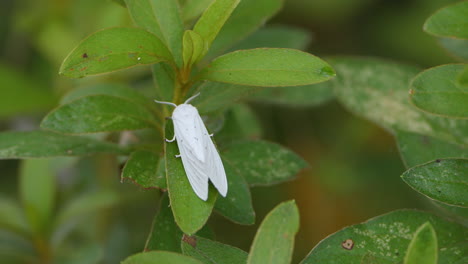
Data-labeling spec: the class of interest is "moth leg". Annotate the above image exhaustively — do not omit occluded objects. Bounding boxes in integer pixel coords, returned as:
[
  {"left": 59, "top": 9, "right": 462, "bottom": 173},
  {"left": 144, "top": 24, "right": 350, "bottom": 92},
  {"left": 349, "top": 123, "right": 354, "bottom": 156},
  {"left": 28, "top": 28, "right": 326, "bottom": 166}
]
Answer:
[
  {"left": 165, "top": 135, "right": 176, "bottom": 143},
  {"left": 175, "top": 154, "right": 181, "bottom": 158},
  {"left": 209, "top": 133, "right": 214, "bottom": 137}
]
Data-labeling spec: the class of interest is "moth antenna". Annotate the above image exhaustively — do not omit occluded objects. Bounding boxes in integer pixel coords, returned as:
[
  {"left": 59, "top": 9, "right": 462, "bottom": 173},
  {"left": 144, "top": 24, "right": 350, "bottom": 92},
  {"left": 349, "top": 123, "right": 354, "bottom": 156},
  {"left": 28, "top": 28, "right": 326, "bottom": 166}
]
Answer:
[
  {"left": 184, "top": 93, "right": 201, "bottom": 104},
  {"left": 154, "top": 100, "right": 177, "bottom": 108}
]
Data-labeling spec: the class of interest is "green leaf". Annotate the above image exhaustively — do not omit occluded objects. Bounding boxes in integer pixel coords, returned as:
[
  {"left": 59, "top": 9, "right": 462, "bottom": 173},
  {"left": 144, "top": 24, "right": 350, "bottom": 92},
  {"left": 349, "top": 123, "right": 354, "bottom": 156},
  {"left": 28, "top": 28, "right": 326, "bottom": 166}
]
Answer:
[
  {"left": 423, "top": 1, "right": 468, "bottom": 39},
  {"left": 151, "top": 0, "right": 184, "bottom": 67},
  {"left": 439, "top": 38, "right": 468, "bottom": 61},
  {"left": 153, "top": 63, "right": 176, "bottom": 102},
  {"left": 181, "top": 0, "right": 214, "bottom": 22},
  {"left": 183, "top": 30, "right": 207, "bottom": 67},
  {"left": 164, "top": 119, "right": 216, "bottom": 235},
  {"left": 402, "top": 158, "right": 468, "bottom": 207},
  {"left": 395, "top": 130, "right": 467, "bottom": 168},
  {"left": 121, "top": 150, "right": 166, "bottom": 189},
  {"left": 0, "top": 64, "right": 56, "bottom": 118},
  {"left": 230, "top": 26, "right": 312, "bottom": 51},
  {"left": 0, "top": 131, "right": 126, "bottom": 159},
  {"left": 410, "top": 64, "right": 468, "bottom": 119},
  {"left": 145, "top": 194, "right": 183, "bottom": 252},
  {"left": 19, "top": 159, "right": 55, "bottom": 234},
  {"left": 214, "top": 160, "right": 255, "bottom": 225},
  {"left": 121, "top": 251, "right": 203, "bottom": 264},
  {"left": 330, "top": 57, "right": 468, "bottom": 145},
  {"left": 60, "top": 83, "right": 153, "bottom": 109},
  {"left": 181, "top": 235, "right": 248, "bottom": 264},
  {"left": 200, "top": 49, "right": 335, "bottom": 87},
  {"left": 41, "top": 95, "right": 158, "bottom": 134},
  {"left": 195, "top": 82, "right": 260, "bottom": 114},
  {"left": 458, "top": 65, "right": 468, "bottom": 87},
  {"left": 300, "top": 210, "right": 468, "bottom": 264},
  {"left": 251, "top": 82, "right": 334, "bottom": 107},
  {"left": 206, "top": 0, "right": 283, "bottom": 58},
  {"left": 221, "top": 140, "right": 307, "bottom": 186},
  {"left": 247, "top": 200, "right": 299, "bottom": 264},
  {"left": 0, "top": 197, "right": 29, "bottom": 235},
  {"left": 60, "top": 27, "right": 172, "bottom": 78},
  {"left": 216, "top": 104, "right": 262, "bottom": 143},
  {"left": 193, "top": 0, "right": 240, "bottom": 57},
  {"left": 123, "top": 0, "right": 163, "bottom": 38},
  {"left": 404, "top": 222, "right": 438, "bottom": 264}
]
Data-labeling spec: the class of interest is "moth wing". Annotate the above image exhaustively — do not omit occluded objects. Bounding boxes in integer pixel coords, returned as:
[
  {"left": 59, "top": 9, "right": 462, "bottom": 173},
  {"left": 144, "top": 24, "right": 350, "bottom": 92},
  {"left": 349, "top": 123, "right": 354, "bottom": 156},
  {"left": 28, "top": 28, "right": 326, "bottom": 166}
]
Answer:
[
  {"left": 174, "top": 121, "right": 209, "bottom": 201},
  {"left": 196, "top": 116, "right": 228, "bottom": 197}
]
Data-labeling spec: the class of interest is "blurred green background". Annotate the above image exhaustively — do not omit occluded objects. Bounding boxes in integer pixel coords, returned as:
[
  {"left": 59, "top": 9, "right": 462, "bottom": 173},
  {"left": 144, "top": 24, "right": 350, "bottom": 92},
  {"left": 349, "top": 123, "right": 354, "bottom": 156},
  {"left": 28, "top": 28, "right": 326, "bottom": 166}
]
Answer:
[{"left": 0, "top": 0, "right": 460, "bottom": 263}]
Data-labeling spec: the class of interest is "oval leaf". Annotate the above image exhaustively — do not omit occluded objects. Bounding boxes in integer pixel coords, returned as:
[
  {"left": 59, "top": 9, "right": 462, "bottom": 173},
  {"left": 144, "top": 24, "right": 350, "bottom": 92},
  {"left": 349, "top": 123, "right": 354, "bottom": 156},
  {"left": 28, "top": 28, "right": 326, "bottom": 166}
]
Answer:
[
  {"left": 182, "top": 236, "right": 248, "bottom": 264},
  {"left": 165, "top": 120, "right": 216, "bottom": 235},
  {"left": 424, "top": 1, "right": 468, "bottom": 39},
  {"left": 121, "top": 251, "right": 203, "bottom": 264},
  {"left": 41, "top": 95, "right": 158, "bottom": 134},
  {"left": 410, "top": 64, "right": 468, "bottom": 119},
  {"left": 60, "top": 27, "right": 172, "bottom": 78},
  {"left": 221, "top": 140, "right": 307, "bottom": 186},
  {"left": 0, "top": 131, "right": 126, "bottom": 159},
  {"left": 214, "top": 160, "right": 255, "bottom": 225},
  {"left": 247, "top": 200, "right": 299, "bottom": 264},
  {"left": 193, "top": 0, "right": 240, "bottom": 55},
  {"left": 300, "top": 210, "right": 468, "bottom": 264},
  {"left": 402, "top": 158, "right": 468, "bottom": 207},
  {"left": 200, "top": 49, "right": 335, "bottom": 87},
  {"left": 404, "top": 222, "right": 438, "bottom": 264},
  {"left": 145, "top": 194, "right": 183, "bottom": 252},
  {"left": 121, "top": 150, "right": 166, "bottom": 189}
]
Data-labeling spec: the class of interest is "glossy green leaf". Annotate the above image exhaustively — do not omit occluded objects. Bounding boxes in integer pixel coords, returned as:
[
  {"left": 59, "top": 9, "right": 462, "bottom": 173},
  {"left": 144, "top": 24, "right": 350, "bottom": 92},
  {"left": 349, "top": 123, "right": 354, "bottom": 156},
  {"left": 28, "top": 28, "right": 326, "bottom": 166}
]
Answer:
[
  {"left": 153, "top": 62, "right": 176, "bottom": 102},
  {"left": 439, "top": 38, "right": 468, "bottom": 61},
  {"left": 423, "top": 1, "right": 468, "bottom": 39},
  {"left": 395, "top": 130, "right": 467, "bottom": 168},
  {"left": 458, "top": 65, "right": 468, "bottom": 87},
  {"left": 201, "top": 49, "right": 335, "bottom": 87},
  {"left": 60, "top": 83, "right": 153, "bottom": 109},
  {"left": 206, "top": 0, "right": 283, "bottom": 58},
  {"left": 230, "top": 26, "right": 311, "bottom": 51},
  {"left": 0, "top": 131, "right": 126, "bottom": 159},
  {"left": 0, "top": 64, "right": 56, "bottom": 118},
  {"left": 182, "top": 236, "right": 248, "bottom": 263},
  {"left": 214, "top": 160, "right": 255, "bottom": 225},
  {"left": 410, "top": 64, "right": 468, "bottom": 119},
  {"left": 145, "top": 194, "right": 183, "bottom": 252},
  {"left": 121, "top": 150, "right": 166, "bottom": 189},
  {"left": 181, "top": 0, "right": 214, "bottom": 22},
  {"left": 222, "top": 140, "right": 307, "bottom": 186},
  {"left": 193, "top": 0, "right": 240, "bottom": 56},
  {"left": 251, "top": 82, "right": 334, "bottom": 107},
  {"left": 60, "top": 27, "right": 172, "bottom": 78},
  {"left": 151, "top": 0, "right": 184, "bottom": 67},
  {"left": 331, "top": 57, "right": 468, "bottom": 145},
  {"left": 300, "top": 210, "right": 468, "bottom": 264},
  {"left": 402, "top": 159, "right": 468, "bottom": 207},
  {"left": 0, "top": 198, "right": 29, "bottom": 235},
  {"left": 247, "top": 200, "right": 299, "bottom": 264},
  {"left": 20, "top": 159, "right": 55, "bottom": 234},
  {"left": 123, "top": 0, "right": 163, "bottom": 38},
  {"left": 182, "top": 30, "right": 207, "bottom": 67},
  {"left": 41, "top": 95, "right": 158, "bottom": 134},
  {"left": 404, "top": 222, "right": 438, "bottom": 264},
  {"left": 165, "top": 120, "right": 216, "bottom": 235},
  {"left": 121, "top": 251, "right": 203, "bottom": 264}
]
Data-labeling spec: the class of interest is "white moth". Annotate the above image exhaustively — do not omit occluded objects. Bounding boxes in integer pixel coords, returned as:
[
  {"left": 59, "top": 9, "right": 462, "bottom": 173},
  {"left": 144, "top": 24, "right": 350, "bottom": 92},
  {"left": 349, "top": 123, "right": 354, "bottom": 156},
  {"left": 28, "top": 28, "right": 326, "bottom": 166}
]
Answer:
[{"left": 155, "top": 93, "right": 227, "bottom": 201}]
